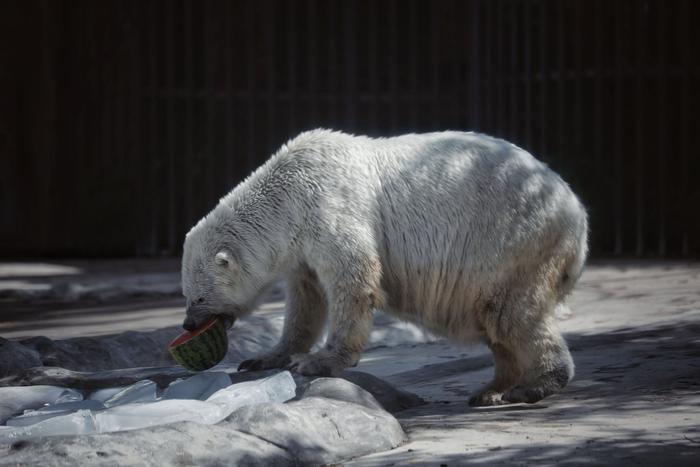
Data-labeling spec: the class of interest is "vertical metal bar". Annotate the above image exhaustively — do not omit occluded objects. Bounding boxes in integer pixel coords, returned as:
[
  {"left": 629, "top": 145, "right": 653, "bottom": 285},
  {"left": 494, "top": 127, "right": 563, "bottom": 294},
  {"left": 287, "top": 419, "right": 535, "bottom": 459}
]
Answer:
[
  {"left": 556, "top": 1, "right": 565, "bottom": 163},
  {"left": 288, "top": 0, "right": 298, "bottom": 135},
  {"left": 70, "top": 4, "right": 85, "bottom": 252},
  {"left": 389, "top": 0, "right": 399, "bottom": 132},
  {"left": 114, "top": 6, "right": 126, "bottom": 249},
  {"left": 166, "top": 0, "right": 177, "bottom": 253},
  {"left": 430, "top": 2, "right": 439, "bottom": 129},
  {"left": 495, "top": 0, "right": 505, "bottom": 134},
  {"left": 657, "top": 0, "right": 667, "bottom": 256},
  {"left": 52, "top": 2, "right": 67, "bottom": 251},
  {"left": 69, "top": 4, "right": 83, "bottom": 253},
  {"left": 469, "top": 0, "right": 481, "bottom": 131},
  {"left": 307, "top": 0, "right": 318, "bottom": 126},
  {"left": 634, "top": 0, "right": 645, "bottom": 256},
  {"left": 148, "top": 0, "right": 159, "bottom": 254},
  {"left": 344, "top": 0, "right": 356, "bottom": 132},
  {"left": 594, "top": 0, "right": 603, "bottom": 183},
  {"left": 131, "top": 1, "right": 143, "bottom": 254},
  {"left": 37, "top": 0, "right": 52, "bottom": 252},
  {"left": 102, "top": 6, "right": 112, "bottom": 249},
  {"left": 185, "top": 0, "right": 195, "bottom": 229},
  {"left": 539, "top": 0, "right": 547, "bottom": 157},
  {"left": 246, "top": 0, "right": 256, "bottom": 171},
  {"left": 115, "top": 6, "right": 125, "bottom": 176},
  {"left": 613, "top": 0, "right": 624, "bottom": 255},
  {"left": 204, "top": 0, "right": 216, "bottom": 209},
  {"left": 266, "top": 0, "right": 276, "bottom": 151},
  {"left": 328, "top": 0, "right": 337, "bottom": 129},
  {"left": 224, "top": 0, "right": 234, "bottom": 186},
  {"left": 574, "top": 0, "right": 583, "bottom": 168},
  {"left": 450, "top": 0, "right": 461, "bottom": 129},
  {"left": 410, "top": 0, "right": 419, "bottom": 130},
  {"left": 680, "top": 0, "right": 691, "bottom": 256},
  {"left": 485, "top": 0, "right": 494, "bottom": 131},
  {"left": 594, "top": 0, "right": 604, "bottom": 252},
  {"left": 369, "top": 0, "right": 378, "bottom": 132},
  {"left": 508, "top": 0, "right": 518, "bottom": 141},
  {"left": 523, "top": 0, "right": 532, "bottom": 148}
]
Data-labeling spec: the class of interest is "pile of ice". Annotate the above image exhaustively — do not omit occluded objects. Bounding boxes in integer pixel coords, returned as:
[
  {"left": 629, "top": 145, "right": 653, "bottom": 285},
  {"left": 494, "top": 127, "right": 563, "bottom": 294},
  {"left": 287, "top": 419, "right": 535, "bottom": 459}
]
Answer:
[{"left": 0, "top": 371, "right": 296, "bottom": 443}]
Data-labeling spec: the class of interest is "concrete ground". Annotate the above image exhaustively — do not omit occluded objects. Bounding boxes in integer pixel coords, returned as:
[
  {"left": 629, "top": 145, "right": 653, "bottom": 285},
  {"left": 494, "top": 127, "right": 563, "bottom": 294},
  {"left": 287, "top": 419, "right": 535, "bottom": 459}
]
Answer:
[{"left": 1, "top": 260, "right": 699, "bottom": 465}]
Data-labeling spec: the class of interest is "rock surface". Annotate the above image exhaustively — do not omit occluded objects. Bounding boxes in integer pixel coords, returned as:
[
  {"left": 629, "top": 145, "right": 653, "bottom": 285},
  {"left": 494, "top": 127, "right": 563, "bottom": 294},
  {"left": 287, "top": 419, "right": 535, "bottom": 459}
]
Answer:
[
  {"left": 0, "top": 310, "right": 435, "bottom": 378},
  {"left": 2, "top": 422, "right": 294, "bottom": 467},
  {"left": 0, "top": 366, "right": 194, "bottom": 390},
  {"left": 0, "top": 339, "right": 42, "bottom": 378},
  {"left": 0, "top": 367, "right": 425, "bottom": 414},
  {"left": 5, "top": 260, "right": 698, "bottom": 465},
  {"left": 228, "top": 396, "right": 405, "bottom": 465},
  {"left": 345, "top": 261, "right": 700, "bottom": 466},
  {"left": 0, "top": 375, "right": 409, "bottom": 466}
]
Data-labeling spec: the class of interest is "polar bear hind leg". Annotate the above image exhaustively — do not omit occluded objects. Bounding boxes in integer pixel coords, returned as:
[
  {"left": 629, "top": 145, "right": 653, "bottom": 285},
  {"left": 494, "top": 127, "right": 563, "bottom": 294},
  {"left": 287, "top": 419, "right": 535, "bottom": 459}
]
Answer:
[{"left": 469, "top": 258, "right": 575, "bottom": 406}]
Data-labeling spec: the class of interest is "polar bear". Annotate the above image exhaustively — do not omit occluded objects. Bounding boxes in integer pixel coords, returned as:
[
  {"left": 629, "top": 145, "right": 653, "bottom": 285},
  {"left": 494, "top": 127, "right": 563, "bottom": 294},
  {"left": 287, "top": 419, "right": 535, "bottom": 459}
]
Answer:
[{"left": 181, "top": 129, "right": 588, "bottom": 406}]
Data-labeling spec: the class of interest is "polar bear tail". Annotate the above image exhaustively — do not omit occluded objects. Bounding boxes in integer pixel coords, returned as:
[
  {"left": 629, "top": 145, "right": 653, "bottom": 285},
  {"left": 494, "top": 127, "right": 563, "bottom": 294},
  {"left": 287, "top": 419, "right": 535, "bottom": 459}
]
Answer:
[{"left": 559, "top": 211, "right": 589, "bottom": 298}]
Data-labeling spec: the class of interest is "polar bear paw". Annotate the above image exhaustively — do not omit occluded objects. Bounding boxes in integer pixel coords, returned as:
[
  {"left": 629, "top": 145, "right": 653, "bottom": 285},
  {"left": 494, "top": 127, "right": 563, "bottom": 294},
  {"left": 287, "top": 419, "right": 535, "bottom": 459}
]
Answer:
[
  {"left": 286, "top": 351, "right": 345, "bottom": 377},
  {"left": 237, "top": 352, "right": 291, "bottom": 372},
  {"left": 468, "top": 390, "right": 509, "bottom": 407}
]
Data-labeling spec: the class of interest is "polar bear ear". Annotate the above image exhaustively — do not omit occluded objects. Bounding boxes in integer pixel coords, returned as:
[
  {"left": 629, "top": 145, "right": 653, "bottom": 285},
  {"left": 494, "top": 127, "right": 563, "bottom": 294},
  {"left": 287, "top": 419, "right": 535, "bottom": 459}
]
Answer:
[{"left": 214, "top": 249, "right": 234, "bottom": 269}]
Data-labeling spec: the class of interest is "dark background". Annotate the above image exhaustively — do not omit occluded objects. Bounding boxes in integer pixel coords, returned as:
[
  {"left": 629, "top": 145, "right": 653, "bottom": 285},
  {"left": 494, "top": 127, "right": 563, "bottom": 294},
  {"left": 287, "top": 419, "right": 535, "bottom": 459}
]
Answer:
[{"left": 1, "top": 0, "right": 699, "bottom": 258}]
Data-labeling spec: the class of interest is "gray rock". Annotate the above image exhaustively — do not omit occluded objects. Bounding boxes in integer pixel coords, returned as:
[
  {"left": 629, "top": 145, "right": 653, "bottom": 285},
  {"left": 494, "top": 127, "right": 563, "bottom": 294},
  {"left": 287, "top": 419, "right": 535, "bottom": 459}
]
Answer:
[
  {"left": 2, "top": 306, "right": 433, "bottom": 378},
  {"left": 5, "top": 317, "right": 282, "bottom": 375},
  {"left": 339, "top": 370, "right": 425, "bottom": 412},
  {"left": 295, "top": 377, "right": 384, "bottom": 411},
  {"left": 0, "top": 373, "right": 408, "bottom": 466},
  {"left": 226, "top": 397, "right": 406, "bottom": 465},
  {"left": 0, "top": 366, "right": 193, "bottom": 390},
  {"left": 1, "top": 420, "right": 294, "bottom": 467},
  {"left": 18, "top": 331, "right": 178, "bottom": 372},
  {"left": 292, "top": 372, "right": 426, "bottom": 413},
  {"left": 1, "top": 367, "right": 425, "bottom": 414},
  {"left": 192, "top": 369, "right": 425, "bottom": 413},
  {"left": 0, "top": 338, "right": 41, "bottom": 378}
]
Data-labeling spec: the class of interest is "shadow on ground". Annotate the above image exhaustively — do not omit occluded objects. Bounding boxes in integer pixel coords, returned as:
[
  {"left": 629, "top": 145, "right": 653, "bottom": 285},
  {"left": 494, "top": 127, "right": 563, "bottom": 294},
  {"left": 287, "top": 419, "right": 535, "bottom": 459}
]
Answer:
[{"left": 350, "top": 319, "right": 700, "bottom": 466}]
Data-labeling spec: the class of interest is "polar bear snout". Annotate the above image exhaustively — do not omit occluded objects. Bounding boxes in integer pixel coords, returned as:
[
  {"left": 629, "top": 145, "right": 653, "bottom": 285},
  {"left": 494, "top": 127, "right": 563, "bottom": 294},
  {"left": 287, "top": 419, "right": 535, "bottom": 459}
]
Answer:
[
  {"left": 183, "top": 311, "right": 236, "bottom": 331},
  {"left": 182, "top": 315, "right": 198, "bottom": 331},
  {"left": 182, "top": 304, "right": 211, "bottom": 331}
]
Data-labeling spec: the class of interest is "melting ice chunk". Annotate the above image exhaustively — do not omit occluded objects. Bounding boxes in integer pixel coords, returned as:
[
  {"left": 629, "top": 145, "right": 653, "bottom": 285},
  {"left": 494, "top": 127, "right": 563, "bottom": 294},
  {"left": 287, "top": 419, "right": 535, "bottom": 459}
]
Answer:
[
  {"left": 162, "top": 372, "right": 231, "bottom": 400},
  {"left": 88, "top": 387, "right": 126, "bottom": 403},
  {"left": 0, "top": 371, "right": 296, "bottom": 443},
  {"left": 206, "top": 371, "right": 296, "bottom": 410},
  {"left": 0, "top": 386, "right": 82, "bottom": 424},
  {"left": 96, "top": 371, "right": 296, "bottom": 431},
  {"left": 6, "top": 400, "right": 106, "bottom": 427},
  {"left": 5, "top": 410, "right": 99, "bottom": 439},
  {"left": 103, "top": 380, "right": 157, "bottom": 408}
]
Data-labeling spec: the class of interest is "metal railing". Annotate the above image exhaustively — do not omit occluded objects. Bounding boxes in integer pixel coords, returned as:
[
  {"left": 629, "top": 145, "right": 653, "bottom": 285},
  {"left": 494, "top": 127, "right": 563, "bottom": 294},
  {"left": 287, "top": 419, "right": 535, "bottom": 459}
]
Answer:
[{"left": 3, "top": 0, "right": 698, "bottom": 257}]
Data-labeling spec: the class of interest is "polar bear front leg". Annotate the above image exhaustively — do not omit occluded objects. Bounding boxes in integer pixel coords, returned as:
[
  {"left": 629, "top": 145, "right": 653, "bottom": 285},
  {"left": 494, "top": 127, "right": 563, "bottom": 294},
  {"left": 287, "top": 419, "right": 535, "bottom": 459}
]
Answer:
[
  {"left": 288, "top": 254, "right": 382, "bottom": 377},
  {"left": 238, "top": 265, "right": 327, "bottom": 371},
  {"left": 288, "top": 287, "right": 375, "bottom": 376}
]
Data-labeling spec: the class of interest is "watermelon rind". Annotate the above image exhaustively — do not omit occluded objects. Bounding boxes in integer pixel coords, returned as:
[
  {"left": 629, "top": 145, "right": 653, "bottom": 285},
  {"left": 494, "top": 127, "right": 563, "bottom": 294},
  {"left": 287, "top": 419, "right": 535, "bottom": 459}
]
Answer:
[{"left": 169, "top": 319, "right": 228, "bottom": 371}]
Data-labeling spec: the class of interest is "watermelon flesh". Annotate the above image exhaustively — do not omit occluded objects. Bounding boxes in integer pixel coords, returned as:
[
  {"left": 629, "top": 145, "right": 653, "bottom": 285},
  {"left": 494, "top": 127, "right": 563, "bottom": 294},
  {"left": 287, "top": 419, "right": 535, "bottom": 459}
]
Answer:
[{"left": 169, "top": 318, "right": 219, "bottom": 347}]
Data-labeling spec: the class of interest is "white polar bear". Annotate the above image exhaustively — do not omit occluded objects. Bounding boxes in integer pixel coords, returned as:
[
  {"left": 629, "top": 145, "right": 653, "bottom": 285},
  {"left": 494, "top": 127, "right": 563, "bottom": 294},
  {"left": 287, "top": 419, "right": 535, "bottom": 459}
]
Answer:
[{"left": 181, "top": 129, "right": 588, "bottom": 406}]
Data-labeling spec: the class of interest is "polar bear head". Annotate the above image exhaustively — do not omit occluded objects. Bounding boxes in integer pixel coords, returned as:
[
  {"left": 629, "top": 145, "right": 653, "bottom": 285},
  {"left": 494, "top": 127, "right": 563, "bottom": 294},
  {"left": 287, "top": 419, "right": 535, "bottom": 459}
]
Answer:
[{"left": 180, "top": 216, "right": 272, "bottom": 331}]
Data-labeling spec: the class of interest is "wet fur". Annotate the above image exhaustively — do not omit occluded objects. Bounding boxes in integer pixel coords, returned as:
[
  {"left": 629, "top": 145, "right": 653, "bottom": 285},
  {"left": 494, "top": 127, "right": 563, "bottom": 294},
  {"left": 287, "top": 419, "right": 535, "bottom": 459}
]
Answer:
[{"left": 182, "top": 129, "right": 588, "bottom": 405}]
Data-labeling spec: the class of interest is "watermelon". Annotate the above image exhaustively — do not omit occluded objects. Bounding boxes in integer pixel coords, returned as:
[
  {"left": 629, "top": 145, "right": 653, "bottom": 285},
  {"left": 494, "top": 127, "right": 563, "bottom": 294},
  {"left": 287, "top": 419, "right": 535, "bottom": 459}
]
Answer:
[{"left": 168, "top": 317, "right": 229, "bottom": 371}]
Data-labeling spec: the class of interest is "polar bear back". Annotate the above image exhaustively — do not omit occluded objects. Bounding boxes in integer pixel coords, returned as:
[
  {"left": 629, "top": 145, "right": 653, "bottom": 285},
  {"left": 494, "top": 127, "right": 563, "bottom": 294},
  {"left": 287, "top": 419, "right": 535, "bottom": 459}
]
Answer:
[{"left": 281, "top": 130, "right": 587, "bottom": 339}]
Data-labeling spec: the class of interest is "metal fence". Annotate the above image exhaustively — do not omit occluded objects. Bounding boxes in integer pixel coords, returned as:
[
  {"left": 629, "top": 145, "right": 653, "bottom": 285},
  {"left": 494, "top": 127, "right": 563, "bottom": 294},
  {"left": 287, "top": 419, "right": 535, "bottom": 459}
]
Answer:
[{"left": 2, "top": 0, "right": 699, "bottom": 257}]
